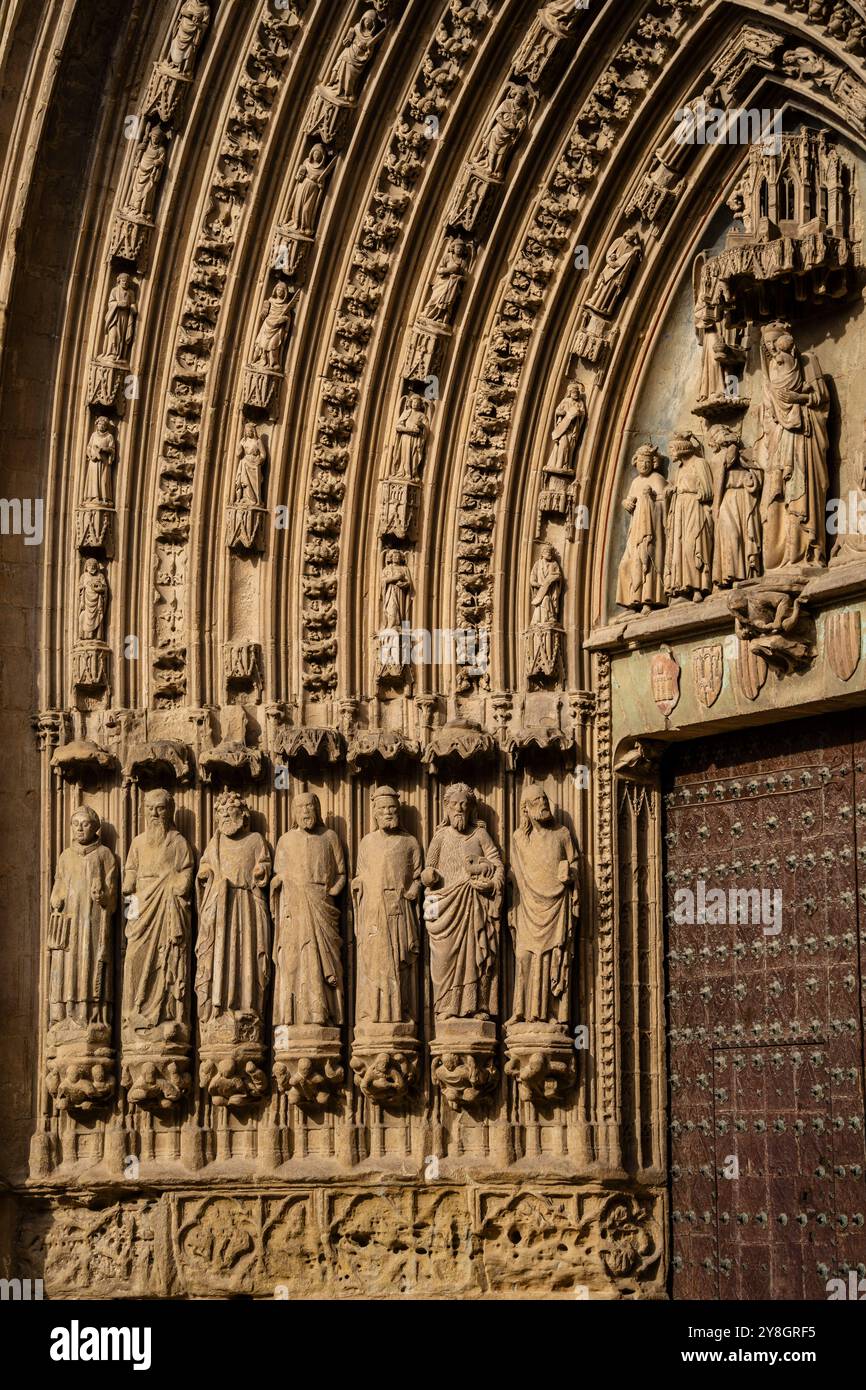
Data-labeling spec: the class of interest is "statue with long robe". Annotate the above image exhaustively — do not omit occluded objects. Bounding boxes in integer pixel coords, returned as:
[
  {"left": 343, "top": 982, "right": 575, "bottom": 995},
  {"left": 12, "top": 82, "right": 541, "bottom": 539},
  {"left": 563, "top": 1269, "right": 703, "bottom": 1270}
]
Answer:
[
  {"left": 102, "top": 273, "right": 138, "bottom": 361},
  {"left": 664, "top": 433, "right": 714, "bottom": 601},
  {"left": 121, "top": 789, "right": 193, "bottom": 1039},
  {"left": 196, "top": 792, "right": 271, "bottom": 1033},
  {"left": 509, "top": 786, "right": 578, "bottom": 1024},
  {"left": 271, "top": 793, "right": 346, "bottom": 1028},
  {"left": 77, "top": 559, "right": 108, "bottom": 641},
  {"left": 82, "top": 418, "right": 116, "bottom": 505},
  {"left": 126, "top": 127, "right": 166, "bottom": 218},
  {"left": 422, "top": 784, "right": 503, "bottom": 1020},
  {"left": 49, "top": 807, "right": 118, "bottom": 1027},
  {"left": 232, "top": 422, "right": 266, "bottom": 505},
  {"left": 388, "top": 394, "right": 428, "bottom": 479},
  {"left": 544, "top": 383, "right": 585, "bottom": 478},
  {"left": 707, "top": 423, "right": 761, "bottom": 586},
  {"left": 757, "top": 322, "right": 829, "bottom": 567},
  {"left": 251, "top": 281, "right": 296, "bottom": 370},
  {"left": 287, "top": 144, "right": 334, "bottom": 234},
  {"left": 166, "top": 0, "right": 209, "bottom": 73},
  {"left": 352, "top": 787, "right": 421, "bottom": 1024},
  {"left": 616, "top": 444, "right": 666, "bottom": 610}
]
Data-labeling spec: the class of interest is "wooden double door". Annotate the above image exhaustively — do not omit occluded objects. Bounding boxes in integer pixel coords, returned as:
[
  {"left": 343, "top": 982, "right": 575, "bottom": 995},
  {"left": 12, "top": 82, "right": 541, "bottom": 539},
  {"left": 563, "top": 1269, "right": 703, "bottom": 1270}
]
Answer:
[{"left": 664, "top": 714, "right": 866, "bottom": 1299}]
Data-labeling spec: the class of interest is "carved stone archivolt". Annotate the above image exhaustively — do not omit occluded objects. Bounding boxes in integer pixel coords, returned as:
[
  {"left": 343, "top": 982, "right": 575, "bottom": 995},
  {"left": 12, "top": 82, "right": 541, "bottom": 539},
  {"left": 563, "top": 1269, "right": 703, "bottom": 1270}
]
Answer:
[{"left": 14, "top": 0, "right": 866, "bottom": 1304}]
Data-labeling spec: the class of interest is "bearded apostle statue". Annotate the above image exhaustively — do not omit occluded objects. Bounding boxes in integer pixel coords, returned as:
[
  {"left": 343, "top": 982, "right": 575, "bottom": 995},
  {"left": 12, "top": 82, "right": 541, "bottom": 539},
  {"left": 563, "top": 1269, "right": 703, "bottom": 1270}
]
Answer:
[
  {"left": 120, "top": 789, "right": 194, "bottom": 1107},
  {"left": 422, "top": 784, "right": 504, "bottom": 1021},
  {"left": 350, "top": 788, "right": 422, "bottom": 1105},
  {"left": 46, "top": 806, "right": 118, "bottom": 1111},
  {"left": 196, "top": 791, "right": 271, "bottom": 1106},
  {"left": 505, "top": 786, "right": 579, "bottom": 1105}
]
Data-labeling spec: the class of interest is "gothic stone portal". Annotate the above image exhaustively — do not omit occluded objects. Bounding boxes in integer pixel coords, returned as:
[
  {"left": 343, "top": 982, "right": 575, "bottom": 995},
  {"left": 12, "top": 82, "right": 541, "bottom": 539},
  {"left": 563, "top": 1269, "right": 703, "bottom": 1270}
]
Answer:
[{"left": 664, "top": 715, "right": 866, "bottom": 1300}]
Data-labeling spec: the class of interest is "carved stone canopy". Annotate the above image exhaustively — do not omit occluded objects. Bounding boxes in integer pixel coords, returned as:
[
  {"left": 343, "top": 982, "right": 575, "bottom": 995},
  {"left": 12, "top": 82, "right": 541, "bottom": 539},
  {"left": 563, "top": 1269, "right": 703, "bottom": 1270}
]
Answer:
[
  {"left": 121, "top": 739, "right": 195, "bottom": 788},
  {"left": 50, "top": 738, "right": 117, "bottom": 785},
  {"left": 197, "top": 741, "right": 267, "bottom": 785},
  {"left": 422, "top": 718, "right": 498, "bottom": 770},
  {"left": 345, "top": 729, "right": 421, "bottom": 773},
  {"left": 504, "top": 724, "right": 575, "bottom": 769}
]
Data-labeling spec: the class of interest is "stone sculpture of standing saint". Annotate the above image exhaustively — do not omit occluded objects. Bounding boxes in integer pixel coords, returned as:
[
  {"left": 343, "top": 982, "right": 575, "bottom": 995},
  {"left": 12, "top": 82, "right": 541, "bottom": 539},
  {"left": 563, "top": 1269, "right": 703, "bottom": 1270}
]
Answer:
[
  {"left": 121, "top": 789, "right": 193, "bottom": 1041},
  {"left": 422, "top": 784, "right": 503, "bottom": 1020},
  {"left": 664, "top": 432, "right": 714, "bottom": 601},
  {"left": 352, "top": 787, "right": 421, "bottom": 1024},
  {"left": 49, "top": 807, "right": 118, "bottom": 1028},
  {"left": 83, "top": 418, "right": 116, "bottom": 505},
  {"left": 196, "top": 791, "right": 271, "bottom": 1034},
  {"left": 271, "top": 793, "right": 346, "bottom": 1027},
  {"left": 509, "top": 785, "right": 578, "bottom": 1024},
  {"left": 758, "top": 322, "right": 829, "bottom": 567},
  {"left": 616, "top": 444, "right": 666, "bottom": 611}
]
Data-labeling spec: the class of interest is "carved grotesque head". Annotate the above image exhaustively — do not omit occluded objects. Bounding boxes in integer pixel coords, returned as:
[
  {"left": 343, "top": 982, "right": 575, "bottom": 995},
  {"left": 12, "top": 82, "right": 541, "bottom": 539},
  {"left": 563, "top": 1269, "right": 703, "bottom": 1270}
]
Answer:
[
  {"left": 70, "top": 805, "right": 100, "bottom": 846},
  {"left": 372, "top": 786, "right": 400, "bottom": 832},
  {"left": 293, "top": 792, "right": 322, "bottom": 832},
  {"left": 443, "top": 783, "right": 475, "bottom": 833},
  {"left": 214, "top": 791, "right": 249, "bottom": 838}
]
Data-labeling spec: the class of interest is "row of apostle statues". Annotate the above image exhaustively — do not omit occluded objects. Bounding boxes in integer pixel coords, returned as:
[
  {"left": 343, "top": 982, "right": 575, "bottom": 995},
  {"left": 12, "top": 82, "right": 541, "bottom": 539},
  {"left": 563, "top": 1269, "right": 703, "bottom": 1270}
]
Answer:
[
  {"left": 46, "top": 782, "right": 579, "bottom": 1110},
  {"left": 616, "top": 323, "right": 839, "bottom": 611}
]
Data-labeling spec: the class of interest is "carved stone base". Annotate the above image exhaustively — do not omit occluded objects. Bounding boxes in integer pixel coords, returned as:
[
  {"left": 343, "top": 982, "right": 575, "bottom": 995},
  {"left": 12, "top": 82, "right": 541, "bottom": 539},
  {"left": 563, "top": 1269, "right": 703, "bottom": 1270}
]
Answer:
[
  {"left": 504, "top": 1022, "right": 576, "bottom": 1104},
  {"left": 430, "top": 1019, "right": 498, "bottom": 1111},
  {"left": 109, "top": 213, "right": 153, "bottom": 268},
  {"left": 273, "top": 1025, "right": 345, "bottom": 1109},
  {"left": 242, "top": 364, "right": 282, "bottom": 415},
  {"left": 199, "top": 1044, "right": 268, "bottom": 1109},
  {"left": 350, "top": 1022, "right": 420, "bottom": 1108},
  {"left": 75, "top": 504, "right": 115, "bottom": 556},
  {"left": 122, "top": 1049, "right": 192, "bottom": 1110},
  {"left": 225, "top": 503, "right": 266, "bottom": 552},
  {"left": 46, "top": 1024, "right": 115, "bottom": 1113},
  {"left": 72, "top": 641, "right": 110, "bottom": 695},
  {"left": 87, "top": 358, "right": 127, "bottom": 410}
]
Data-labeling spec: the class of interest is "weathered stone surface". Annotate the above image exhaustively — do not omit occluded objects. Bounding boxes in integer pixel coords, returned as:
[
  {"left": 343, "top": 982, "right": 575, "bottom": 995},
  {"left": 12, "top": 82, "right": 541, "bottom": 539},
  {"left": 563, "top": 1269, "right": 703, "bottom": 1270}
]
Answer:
[{"left": 3, "top": 0, "right": 866, "bottom": 1304}]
